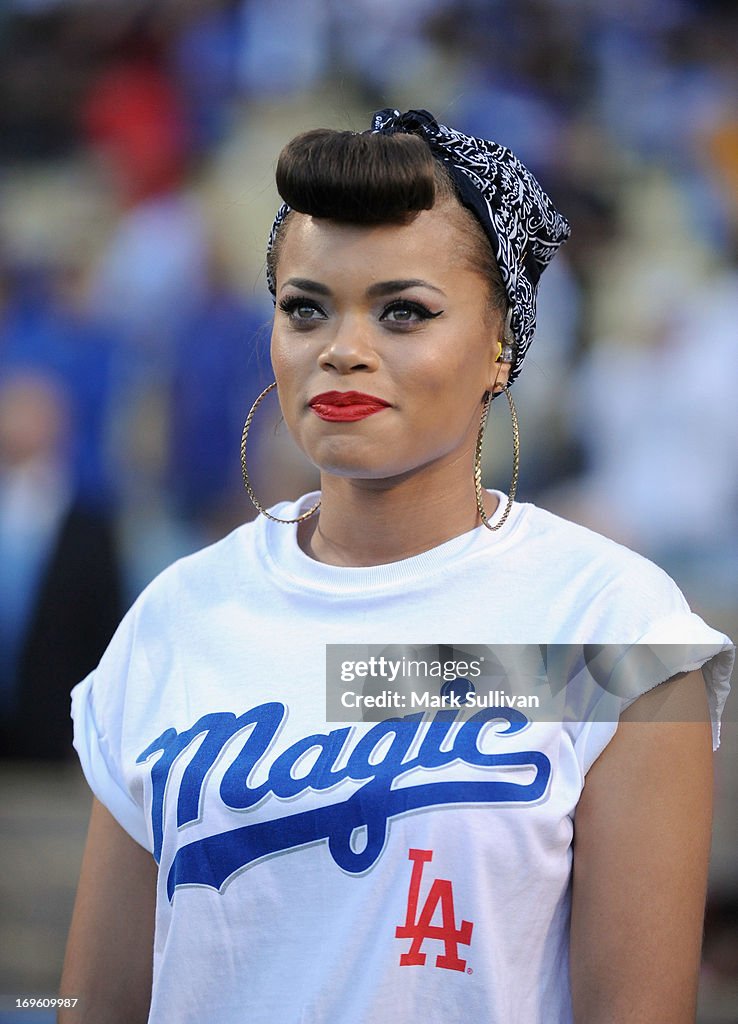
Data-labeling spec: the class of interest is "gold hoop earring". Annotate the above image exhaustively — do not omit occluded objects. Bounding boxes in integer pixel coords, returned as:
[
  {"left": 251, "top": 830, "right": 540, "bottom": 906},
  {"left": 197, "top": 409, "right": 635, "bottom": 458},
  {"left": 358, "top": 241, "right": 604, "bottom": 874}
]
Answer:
[
  {"left": 240, "top": 381, "right": 321, "bottom": 524},
  {"left": 474, "top": 384, "right": 520, "bottom": 532}
]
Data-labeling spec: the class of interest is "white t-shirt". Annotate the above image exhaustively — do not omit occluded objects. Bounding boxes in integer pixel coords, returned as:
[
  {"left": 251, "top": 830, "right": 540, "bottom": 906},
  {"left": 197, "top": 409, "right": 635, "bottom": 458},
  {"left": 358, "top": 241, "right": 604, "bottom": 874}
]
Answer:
[{"left": 71, "top": 492, "right": 734, "bottom": 1024}]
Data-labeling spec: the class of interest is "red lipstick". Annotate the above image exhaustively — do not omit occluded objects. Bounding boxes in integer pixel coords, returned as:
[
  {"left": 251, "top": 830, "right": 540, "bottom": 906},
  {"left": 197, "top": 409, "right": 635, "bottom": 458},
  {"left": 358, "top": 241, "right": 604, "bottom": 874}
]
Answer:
[{"left": 309, "top": 390, "right": 390, "bottom": 422}]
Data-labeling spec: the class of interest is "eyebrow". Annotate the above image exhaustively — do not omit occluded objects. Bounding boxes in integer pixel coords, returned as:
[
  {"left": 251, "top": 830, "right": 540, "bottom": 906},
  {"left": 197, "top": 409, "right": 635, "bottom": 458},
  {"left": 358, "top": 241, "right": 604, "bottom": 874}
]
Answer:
[
  {"left": 367, "top": 279, "right": 445, "bottom": 298},
  {"left": 281, "top": 277, "right": 446, "bottom": 298},
  {"left": 281, "top": 277, "right": 331, "bottom": 296}
]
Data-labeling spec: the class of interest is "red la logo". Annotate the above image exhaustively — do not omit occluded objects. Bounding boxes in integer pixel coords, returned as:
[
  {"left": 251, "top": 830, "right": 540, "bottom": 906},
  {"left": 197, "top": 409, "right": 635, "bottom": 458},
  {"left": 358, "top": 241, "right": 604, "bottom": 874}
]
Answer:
[{"left": 395, "top": 848, "right": 474, "bottom": 972}]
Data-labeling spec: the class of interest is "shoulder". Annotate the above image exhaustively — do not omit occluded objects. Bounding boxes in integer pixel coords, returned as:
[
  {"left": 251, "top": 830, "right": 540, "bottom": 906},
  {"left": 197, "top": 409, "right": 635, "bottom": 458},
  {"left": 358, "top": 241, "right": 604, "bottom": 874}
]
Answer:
[
  {"left": 82, "top": 520, "right": 263, "bottom": 695},
  {"left": 519, "top": 500, "right": 638, "bottom": 557},
  {"left": 126, "top": 519, "right": 261, "bottom": 626},
  {"left": 511, "top": 503, "right": 733, "bottom": 754},
  {"left": 505, "top": 501, "right": 706, "bottom": 644},
  {"left": 517, "top": 501, "right": 686, "bottom": 600}
]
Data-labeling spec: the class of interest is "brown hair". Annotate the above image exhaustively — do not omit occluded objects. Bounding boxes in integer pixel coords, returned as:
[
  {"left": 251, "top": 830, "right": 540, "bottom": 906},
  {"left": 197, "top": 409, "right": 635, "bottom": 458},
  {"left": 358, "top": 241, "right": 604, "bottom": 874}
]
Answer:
[{"left": 268, "top": 128, "right": 507, "bottom": 317}]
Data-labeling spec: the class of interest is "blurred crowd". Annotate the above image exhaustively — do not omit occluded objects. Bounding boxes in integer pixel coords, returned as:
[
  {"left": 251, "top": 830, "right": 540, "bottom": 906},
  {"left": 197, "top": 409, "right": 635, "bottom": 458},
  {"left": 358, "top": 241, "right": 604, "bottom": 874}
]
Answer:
[
  {"left": 0, "top": 0, "right": 736, "bottom": 1007},
  {"left": 0, "top": 3, "right": 736, "bottom": 743}
]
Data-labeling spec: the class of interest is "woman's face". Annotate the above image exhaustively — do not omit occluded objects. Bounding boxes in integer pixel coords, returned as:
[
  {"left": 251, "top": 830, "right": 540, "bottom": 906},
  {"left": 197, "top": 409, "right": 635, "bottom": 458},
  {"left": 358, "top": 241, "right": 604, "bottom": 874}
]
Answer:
[{"left": 270, "top": 202, "right": 508, "bottom": 483}]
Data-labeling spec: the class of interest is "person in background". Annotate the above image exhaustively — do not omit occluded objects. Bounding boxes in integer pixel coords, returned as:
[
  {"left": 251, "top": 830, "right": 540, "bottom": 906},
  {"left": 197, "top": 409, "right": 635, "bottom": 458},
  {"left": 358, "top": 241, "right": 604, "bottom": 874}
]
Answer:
[{"left": 0, "top": 370, "right": 123, "bottom": 761}]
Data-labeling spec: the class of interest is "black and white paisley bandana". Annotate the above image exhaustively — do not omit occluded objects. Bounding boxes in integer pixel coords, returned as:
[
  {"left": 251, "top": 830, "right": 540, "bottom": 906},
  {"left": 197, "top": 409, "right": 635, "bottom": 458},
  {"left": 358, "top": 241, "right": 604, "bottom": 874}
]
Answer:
[{"left": 266, "top": 108, "right": 571, "bottom": 383}]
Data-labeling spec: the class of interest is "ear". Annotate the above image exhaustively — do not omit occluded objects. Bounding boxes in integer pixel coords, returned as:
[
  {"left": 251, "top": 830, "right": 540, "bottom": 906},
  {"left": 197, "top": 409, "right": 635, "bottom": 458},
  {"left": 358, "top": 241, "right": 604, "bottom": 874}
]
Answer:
[{"left": 489, "top": 339, "right": 512, "bottom": 393}]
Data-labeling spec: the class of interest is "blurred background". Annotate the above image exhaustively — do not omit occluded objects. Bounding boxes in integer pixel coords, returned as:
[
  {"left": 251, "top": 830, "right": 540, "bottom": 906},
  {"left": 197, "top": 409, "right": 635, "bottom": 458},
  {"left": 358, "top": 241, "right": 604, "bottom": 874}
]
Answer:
[{"left": 0, "top": 0, "right": 736, "bottom": 1020}]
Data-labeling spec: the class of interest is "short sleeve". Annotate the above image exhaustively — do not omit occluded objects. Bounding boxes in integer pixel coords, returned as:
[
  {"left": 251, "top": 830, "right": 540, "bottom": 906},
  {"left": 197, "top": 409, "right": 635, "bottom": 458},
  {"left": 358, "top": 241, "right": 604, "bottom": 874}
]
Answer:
[
  {"left": 574, "top": 613, "right": 734, "bottom": 775},
  {"left": 70, "top": 604, "right": 155, "bottom": 852}
]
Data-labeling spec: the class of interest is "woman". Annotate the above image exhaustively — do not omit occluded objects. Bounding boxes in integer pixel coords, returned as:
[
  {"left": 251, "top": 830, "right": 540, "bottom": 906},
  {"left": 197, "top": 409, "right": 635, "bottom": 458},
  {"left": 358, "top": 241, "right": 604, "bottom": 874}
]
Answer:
[{"left": 60, "top": 109, "right": 733, "bottom": 1023}]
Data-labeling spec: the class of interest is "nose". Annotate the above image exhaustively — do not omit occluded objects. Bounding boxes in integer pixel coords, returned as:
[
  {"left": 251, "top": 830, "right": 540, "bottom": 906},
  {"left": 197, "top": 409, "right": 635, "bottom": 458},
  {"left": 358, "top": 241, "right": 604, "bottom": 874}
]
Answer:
[{"left": 317, "top": 316, "right": 379, "bottom": 374}]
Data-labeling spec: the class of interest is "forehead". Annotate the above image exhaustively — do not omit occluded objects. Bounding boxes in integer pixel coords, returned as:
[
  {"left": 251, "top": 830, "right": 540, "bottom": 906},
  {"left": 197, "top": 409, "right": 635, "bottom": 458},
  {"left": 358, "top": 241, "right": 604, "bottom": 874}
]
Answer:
[{"left": 275, "top": 204, "right": 476, "bottom": 291}]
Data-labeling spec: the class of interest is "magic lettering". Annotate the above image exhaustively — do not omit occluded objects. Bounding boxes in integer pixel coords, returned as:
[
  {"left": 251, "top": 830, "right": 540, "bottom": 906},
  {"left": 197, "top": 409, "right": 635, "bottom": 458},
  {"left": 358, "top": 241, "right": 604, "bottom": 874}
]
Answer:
[{"left": 136, "top": 703, "right": 552, "bottom": 902}]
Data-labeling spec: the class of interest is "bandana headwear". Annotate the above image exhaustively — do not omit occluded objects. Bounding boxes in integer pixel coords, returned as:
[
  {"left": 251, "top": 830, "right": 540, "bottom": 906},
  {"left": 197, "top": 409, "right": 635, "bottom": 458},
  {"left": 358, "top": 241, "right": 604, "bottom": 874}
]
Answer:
[{"left": 267, "top": 108, "right": 571, "bottom": 384}]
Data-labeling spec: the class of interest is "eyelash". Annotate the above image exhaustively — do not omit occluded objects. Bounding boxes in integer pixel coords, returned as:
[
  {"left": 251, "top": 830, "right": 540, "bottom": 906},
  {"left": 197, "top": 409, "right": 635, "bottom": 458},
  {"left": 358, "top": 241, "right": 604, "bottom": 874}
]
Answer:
[
  {"left": 277, "top": 297, "right": 326, "bottom": 324},
  {"left": 382, "top": 300, "right": 443, "bottom": 325},
  {"left": 277, "top": 296, "right": 443, "bottom": 328}
]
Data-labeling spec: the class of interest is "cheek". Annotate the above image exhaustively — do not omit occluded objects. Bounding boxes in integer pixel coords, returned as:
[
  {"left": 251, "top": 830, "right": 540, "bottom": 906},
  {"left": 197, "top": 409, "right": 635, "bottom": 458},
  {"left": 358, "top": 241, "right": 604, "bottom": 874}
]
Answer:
[
  {"left": 270, "top": 331, "right": 315, "bottom": 446},
  {"left": 270, "top": 335, "right": 296, "bottom": 412},
  {"left": 270, "top": 331, "right": 304, "bottom": 396},
  {"left": 404, "top": 342, "right": 489, "bottom": 409},
  {"left": 269, "top": 326, "right": 289, "bottom": 377}
]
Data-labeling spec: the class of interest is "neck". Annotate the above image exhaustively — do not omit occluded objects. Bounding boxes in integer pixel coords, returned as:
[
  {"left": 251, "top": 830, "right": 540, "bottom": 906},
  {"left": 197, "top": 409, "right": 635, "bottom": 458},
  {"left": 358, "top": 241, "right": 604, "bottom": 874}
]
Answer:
[{"left": 298, "top": 450, "right": 500, "bottom": 567}]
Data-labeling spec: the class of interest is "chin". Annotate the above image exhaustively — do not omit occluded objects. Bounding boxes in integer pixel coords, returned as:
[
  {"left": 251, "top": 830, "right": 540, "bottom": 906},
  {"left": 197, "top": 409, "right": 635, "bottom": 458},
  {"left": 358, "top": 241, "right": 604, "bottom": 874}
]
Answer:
[
  {"left": 304, "top": 433, "right": 376, "bottom": 470},
  {"left": 306, "top": 442, "right": 409, "bottom": 481},
  {"left": 305, "top": 430, "right": 459, "bottom": 484},
  {"left": 314, "top": 456, "right": 403, "bottom": 480}
]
